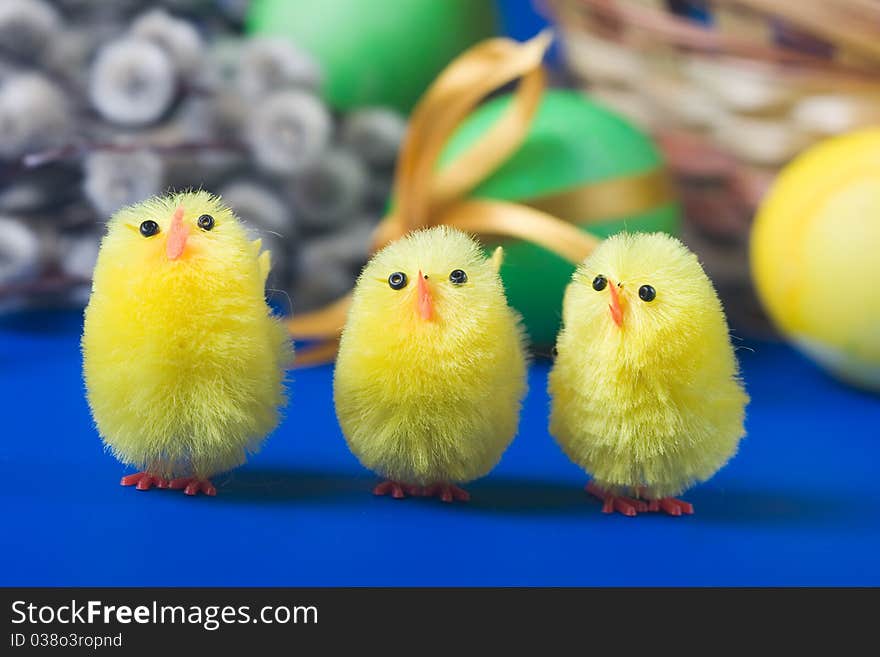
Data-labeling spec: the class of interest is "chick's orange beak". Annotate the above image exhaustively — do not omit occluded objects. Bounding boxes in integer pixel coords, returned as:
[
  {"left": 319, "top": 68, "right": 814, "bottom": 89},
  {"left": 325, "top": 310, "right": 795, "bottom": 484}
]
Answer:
[
  {"left": 166, "top": 206, "right": 188, "bottom": 261},
  {"left": 608, "top": 279, "right": 623, "bottom": 327},
  {"left": 416, "top": 270, "right": 433, "bottom": 321}
]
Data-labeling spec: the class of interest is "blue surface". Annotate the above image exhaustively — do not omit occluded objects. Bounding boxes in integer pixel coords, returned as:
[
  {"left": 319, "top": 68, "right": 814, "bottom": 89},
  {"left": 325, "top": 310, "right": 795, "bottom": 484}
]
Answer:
[{"left": 1, "top": 310, "right": 879, "bottom": 586}]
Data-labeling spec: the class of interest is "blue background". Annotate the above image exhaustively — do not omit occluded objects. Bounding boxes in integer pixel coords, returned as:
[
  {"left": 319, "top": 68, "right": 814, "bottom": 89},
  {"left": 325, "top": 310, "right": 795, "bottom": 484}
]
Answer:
[
  {"left": 2, "top": 2, "right": 879, "bottom": 587},
  {"left": 1, "top": 310, "right": 878, "bottom": 586}
]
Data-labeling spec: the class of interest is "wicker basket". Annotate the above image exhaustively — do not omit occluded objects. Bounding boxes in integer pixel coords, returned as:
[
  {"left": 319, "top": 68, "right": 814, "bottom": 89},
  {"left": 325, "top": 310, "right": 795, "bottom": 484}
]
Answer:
[{"left": 545, "top": 0, "right": 880, "bottom": 333}]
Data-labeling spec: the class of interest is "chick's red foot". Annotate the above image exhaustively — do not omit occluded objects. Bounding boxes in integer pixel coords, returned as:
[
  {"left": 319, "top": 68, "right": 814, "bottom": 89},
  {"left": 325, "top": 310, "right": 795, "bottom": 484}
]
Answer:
[
  {"left": 120, "top": 472, "right": 168, "bottom": 491},
  {"left": 423, "top": 483, "right": 470, "bottom": 503},
  {"left": 647, "top": 497, "right": 694, "bottom": 516},
  {"left": 168, "top": 477, "right": 217, "bottom": 497},
  {"left": 586, "top": 482, "right": 648, "bottom": 517},
  {"left": 372, "top": 480, "right": 421, "bottom": 499}
]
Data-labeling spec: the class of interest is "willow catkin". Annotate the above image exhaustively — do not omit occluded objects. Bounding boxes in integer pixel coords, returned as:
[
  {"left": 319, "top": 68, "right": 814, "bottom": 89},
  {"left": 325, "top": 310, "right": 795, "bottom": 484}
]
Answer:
[
  {"left": 364, "top": 167, "right": 394, "bottom": 213},
  {"left": 210, "top": 90, "right": 247, "bottom": 137},
  {"left": 199, "top": 38, "right": 242, "bottom": 91},
  {"left": 161, "top": 149, "right": 241, "bottom": 191},
  {"left": 246, "top": 90, "right": 331, "bottom": 175},
  {"left": 44, "top": 27, "right": 98, "bottom": 86},
  {"left": 341, "top": 107, "right": 407, "bottom": 169},
  {"left": 290, "top": 218, "right": 380, "bottom": 309},
  {"left": 0, "top": 216, "right": 41, "bottom": 286},
  {"left": 83, "top": 149, "right": 164, "bottom": 218},
  {"left": 292, "top": 246, "right": 357, "bottom": 312},
  {"left": 160, "top": 98, "right": 211, "bottom": 142},
  {"left": 0, "top": 73, "right": 70, "bottom": 158},
  {"left": 237, "top": 37, "right": 322, "bottom": 99},
  {"left": 130, "top": 8, "right": 204, "bottom": 77},
  {"left": 218, "top": 179, "right": 296, "bottom": 284},
  {"left": 58, "top": 229, "right": 101, "bottom": 280},
  {"left": 219, "top": 180, "right": 296, "bottom": 239},
  {"left": 89, "top": 37, "right": 177, "bottom": 126},
  {"left": 291, "top": 148, "right": 368, "bottom": 230},
  {"left": 215, "top": 0, "right": 251, "bottom": 24},
  {"left": 0, "top": 61, "right": 17, "bottom": 83},
  {"left": 0, "top": 165, "right": 81, "bottom": 214},
  {"left": 304, "top": 218, "right": 376, "bottom": 274},
  {"left": 1, "top": 1, "right": 406, "bottom": 310},
  {"left": 0, "top": 0, "right": 60, "bottom": 63},
  {"left": 0, "top": 179, "right": 48, "bottom": 214}
]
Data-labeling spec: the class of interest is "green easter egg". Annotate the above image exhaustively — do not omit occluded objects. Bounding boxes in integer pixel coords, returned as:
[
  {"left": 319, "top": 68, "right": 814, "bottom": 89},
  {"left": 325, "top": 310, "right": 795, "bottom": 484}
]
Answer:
[
  {"left": 246, "top": 0, "right": 498, "bottom": 112},
  {"left": 439, "top": 90, "right": 681, "bottom": 347}
]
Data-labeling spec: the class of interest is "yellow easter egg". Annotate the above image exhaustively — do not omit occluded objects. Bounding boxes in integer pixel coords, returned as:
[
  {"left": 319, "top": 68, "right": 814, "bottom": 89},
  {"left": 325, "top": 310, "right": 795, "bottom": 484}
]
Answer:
[{"left": 751, "top": 129, "right": 880, "bottom": 391}]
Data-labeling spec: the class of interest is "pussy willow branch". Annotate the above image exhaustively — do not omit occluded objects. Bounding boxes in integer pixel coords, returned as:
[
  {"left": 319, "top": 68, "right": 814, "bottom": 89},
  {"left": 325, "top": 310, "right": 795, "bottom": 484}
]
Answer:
[{"left": 21, "top": 139, "right": 247, "bottom": 169}]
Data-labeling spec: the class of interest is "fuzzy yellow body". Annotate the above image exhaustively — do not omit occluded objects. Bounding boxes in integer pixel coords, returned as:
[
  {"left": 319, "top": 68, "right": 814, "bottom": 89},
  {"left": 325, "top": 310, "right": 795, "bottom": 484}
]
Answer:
[
  {"left": 549, "top": 232, "right": 748, "bottom": 499},
  {"left": 82, "top": 192, "right": 291, "bottom": 480},
  {"left": 334, "top": 227, "right": 528, "bottom": 487}
]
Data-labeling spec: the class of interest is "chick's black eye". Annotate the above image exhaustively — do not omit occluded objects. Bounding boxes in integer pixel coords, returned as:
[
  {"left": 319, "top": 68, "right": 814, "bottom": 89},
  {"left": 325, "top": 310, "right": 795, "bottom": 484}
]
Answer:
[
  {"left": 139, "top": 220, "right": 159, "bottom": 237},
  {"left": 197, "top": 214, "right": 214, "bottom": 231},
  {"left": 449, "top": 269, "right": 467, "bottom": 285},
  {"left": 638, "top": 285, "right": 656, "bottom": 302},
  {"left": 592, "top": 275, "right": 607, "bottom": 291},
  {"left": 388, "top": 272, "right": 407, "bottom": 290}
]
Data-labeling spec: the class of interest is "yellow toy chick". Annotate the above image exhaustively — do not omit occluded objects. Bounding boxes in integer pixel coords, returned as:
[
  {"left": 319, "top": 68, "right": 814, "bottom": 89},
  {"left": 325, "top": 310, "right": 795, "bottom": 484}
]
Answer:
[
  {"left": 548, "top": 232, "right": 748, "bottom": 516},
  {"left": 82, "top": 191, "right": 292, "bottom": 496},
  {"left": 334, "top": 226, "right": 528, "bottom": 502}
]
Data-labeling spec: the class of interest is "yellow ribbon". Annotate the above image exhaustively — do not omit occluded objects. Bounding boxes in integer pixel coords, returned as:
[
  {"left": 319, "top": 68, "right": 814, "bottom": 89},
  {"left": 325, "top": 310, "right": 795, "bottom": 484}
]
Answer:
[
  {"left": 526, "top": 169, "right": 675, "bottom": 225},
  {"left": 288, "top": 31, "right": 668, "bottom": 364}
]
